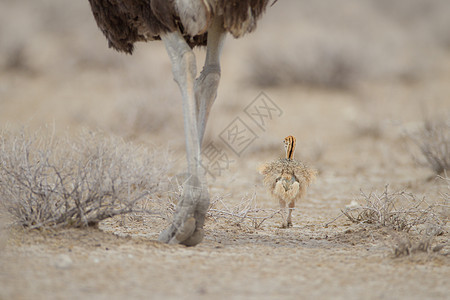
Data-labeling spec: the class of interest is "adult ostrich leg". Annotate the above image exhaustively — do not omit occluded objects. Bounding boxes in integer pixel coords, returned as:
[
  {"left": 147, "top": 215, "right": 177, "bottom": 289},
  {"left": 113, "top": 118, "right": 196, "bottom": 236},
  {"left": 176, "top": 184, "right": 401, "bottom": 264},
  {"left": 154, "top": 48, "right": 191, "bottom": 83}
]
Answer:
[
  {"left": 87, "top": 0, "right": 271, "bottom": 246},
  {"left": 158, "top": 17, "right": 226, "bottom": 246}
]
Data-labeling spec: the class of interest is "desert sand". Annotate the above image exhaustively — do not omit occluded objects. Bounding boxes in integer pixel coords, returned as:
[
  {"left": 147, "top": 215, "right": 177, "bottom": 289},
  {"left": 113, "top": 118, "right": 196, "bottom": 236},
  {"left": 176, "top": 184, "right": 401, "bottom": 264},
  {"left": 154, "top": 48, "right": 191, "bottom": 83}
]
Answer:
[{"left": 0, "top": 1, "right": 449, "bottom": 299}]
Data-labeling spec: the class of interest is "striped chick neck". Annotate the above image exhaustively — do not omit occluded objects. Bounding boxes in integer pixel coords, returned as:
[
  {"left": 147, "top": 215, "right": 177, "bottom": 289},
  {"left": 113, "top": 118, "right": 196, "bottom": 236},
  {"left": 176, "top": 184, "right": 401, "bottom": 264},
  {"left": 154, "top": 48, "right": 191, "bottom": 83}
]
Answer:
[{"left": 284, "top": 135, "right": 296, "bottom": 160}]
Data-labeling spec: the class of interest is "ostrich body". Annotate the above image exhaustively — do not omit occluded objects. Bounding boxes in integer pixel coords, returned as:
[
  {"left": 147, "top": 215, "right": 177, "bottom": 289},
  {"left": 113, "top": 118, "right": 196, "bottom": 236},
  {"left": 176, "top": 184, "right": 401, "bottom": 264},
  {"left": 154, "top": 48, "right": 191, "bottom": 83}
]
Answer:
[
  {"left": 88, "top": 0, "right": 270, "bottom": 245},
  {"left": 260, "top": 136, "right": 317, "bottom": 228}
]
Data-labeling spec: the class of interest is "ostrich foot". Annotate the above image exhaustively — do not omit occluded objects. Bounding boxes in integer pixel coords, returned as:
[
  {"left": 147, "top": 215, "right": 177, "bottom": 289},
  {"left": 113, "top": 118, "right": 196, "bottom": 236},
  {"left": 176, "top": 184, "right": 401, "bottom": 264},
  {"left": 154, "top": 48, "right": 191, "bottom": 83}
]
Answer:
[{"left": 158, "top": 175, "right": 209, "bottom": 246}]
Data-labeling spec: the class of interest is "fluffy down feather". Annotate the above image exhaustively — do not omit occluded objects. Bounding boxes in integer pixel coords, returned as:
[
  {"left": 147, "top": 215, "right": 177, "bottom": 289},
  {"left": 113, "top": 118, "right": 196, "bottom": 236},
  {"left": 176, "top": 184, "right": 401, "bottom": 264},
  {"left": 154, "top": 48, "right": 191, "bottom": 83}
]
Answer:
[{"left": 259, "top": 158, "right": 317, "bottom": 228}]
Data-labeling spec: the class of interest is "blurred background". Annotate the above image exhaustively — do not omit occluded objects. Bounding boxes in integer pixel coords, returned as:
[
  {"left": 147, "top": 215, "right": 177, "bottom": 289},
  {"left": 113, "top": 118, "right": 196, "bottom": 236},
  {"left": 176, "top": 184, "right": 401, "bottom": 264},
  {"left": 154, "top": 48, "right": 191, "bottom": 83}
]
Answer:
[
  {"left": 0, "top": 0, "right": 449, "bottom": 172},
  {"left": 1, "top": 3, "right": 449, "bottom": 298}
]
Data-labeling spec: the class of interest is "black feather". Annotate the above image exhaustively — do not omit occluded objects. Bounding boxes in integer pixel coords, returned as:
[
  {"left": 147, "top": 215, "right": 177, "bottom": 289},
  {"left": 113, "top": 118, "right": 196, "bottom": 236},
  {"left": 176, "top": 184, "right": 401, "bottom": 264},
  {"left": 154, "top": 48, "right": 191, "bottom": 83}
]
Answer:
[{"left": 88, "top": 0, "right": 269, "bottom": 53}]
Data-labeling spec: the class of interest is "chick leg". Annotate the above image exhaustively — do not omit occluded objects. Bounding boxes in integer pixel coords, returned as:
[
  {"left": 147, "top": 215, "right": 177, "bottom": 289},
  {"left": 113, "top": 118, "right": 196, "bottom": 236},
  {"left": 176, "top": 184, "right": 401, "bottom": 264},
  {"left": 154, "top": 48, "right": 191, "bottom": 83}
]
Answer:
[
  {"left": 287, "top": 201, "right": 295, "bottom": 228},
  {"left": 279, "top": 198, "right": 288, "bottom": 228}
]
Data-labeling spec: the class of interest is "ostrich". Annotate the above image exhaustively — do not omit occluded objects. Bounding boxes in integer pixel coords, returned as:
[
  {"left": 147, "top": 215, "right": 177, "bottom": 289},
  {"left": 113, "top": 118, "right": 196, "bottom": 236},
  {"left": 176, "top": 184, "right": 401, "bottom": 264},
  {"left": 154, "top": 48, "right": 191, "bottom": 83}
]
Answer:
[
  {"left": 259, "top": 136, "right": 316, "bottom": 228},
  {"left": 87, "top": 0, "right": 272, "bottom": 245}
]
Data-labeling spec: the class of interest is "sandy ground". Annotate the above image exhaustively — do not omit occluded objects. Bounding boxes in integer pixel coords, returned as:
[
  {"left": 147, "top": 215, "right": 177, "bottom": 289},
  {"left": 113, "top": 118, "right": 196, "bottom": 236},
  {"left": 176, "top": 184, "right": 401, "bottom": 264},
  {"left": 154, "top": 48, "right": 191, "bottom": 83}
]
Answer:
[{"left": 0, "top": 1, "right": 449, "bottom": 299}]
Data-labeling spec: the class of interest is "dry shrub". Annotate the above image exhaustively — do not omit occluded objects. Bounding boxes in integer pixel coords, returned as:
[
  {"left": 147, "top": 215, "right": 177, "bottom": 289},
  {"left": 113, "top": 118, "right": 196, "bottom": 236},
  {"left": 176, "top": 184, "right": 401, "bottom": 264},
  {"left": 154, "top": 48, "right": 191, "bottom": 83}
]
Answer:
[
  {"left": 392, "top": 231, "right": 447, "bottom": 257},
  {"left": 341, "top": 186, "right": 447, "bottom": 233},
  {"left": 409, "top": 119, "right": 450, "bottom": 175},
  {"left": 207, "top": 192, "right": 279, "bottom": 229},
  {"left": 0, "top": 128, "right": 171, "bottom": 229}
]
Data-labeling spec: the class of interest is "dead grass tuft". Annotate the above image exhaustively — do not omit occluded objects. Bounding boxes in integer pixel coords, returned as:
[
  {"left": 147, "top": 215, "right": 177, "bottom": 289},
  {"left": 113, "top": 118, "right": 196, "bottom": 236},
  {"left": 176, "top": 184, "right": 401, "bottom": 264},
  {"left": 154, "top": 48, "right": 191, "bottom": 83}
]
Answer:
[
  {"left": 409, "top": 119, "right": 450, "bottom": 175},
  {"left": 339, "top": 185, "right": 447, "bottom": 233},
  {"left": 0, "top": 128, "right": 171, "bottom": 229}
]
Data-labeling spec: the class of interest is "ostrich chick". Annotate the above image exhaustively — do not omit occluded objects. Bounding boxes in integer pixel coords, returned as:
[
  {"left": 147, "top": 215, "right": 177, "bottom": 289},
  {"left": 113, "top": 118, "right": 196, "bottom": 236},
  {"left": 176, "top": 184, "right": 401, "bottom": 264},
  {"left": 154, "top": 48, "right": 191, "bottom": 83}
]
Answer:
[{"left": 259, "top": 136, "right": 317, "bottom": 228}]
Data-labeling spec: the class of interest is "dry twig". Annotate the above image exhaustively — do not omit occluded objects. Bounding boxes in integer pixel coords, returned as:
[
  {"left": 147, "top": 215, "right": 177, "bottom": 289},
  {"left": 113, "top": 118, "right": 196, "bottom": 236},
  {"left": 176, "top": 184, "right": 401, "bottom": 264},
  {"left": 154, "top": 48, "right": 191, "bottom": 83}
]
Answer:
[{"left": 207, "top": 192, "right": 280, "bottom": 229}]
